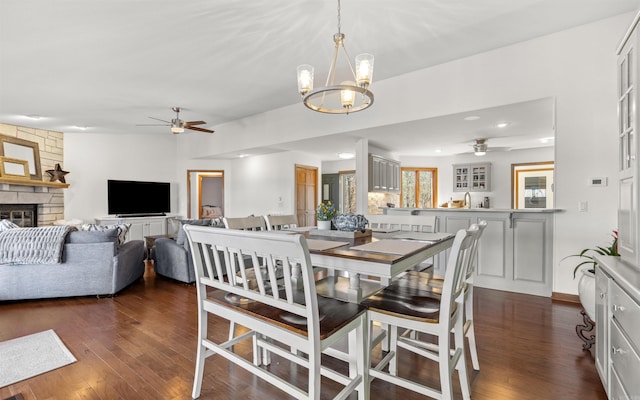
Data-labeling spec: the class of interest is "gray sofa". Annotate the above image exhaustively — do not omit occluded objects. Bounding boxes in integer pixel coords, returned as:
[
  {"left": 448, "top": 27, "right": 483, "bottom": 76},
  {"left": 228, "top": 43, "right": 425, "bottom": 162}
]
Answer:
[{"left": 0, "top": 228, "right": 146, "bottom": 301}]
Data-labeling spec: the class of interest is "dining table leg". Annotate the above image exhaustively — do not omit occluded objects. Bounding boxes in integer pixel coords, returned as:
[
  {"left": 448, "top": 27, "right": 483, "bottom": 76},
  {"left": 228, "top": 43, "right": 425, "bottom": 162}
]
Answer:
[{"left": 348, "top": 273, "right": 363, "bottom": 303}]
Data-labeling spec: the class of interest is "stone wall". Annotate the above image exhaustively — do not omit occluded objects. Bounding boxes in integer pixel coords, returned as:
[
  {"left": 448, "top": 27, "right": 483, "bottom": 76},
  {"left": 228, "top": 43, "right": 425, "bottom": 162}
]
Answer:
[{"left": 0, "top": 123, "right": 65, "bottom": 226}]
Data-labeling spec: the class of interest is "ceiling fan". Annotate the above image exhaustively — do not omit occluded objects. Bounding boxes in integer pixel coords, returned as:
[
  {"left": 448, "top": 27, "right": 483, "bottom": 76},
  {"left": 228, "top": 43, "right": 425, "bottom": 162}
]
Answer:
[
  {"left": 471, "top": 138, "right": 510, "bottom": 156},
  {"left": 138, "top": 107, "right": 214, "bottom": 134}
]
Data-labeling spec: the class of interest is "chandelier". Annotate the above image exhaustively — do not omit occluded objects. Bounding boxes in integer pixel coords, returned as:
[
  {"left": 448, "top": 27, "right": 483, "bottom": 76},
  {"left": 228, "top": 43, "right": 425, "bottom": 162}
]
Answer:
[{"left": 296, "top": 0, "right": 374, "bottom": 114}]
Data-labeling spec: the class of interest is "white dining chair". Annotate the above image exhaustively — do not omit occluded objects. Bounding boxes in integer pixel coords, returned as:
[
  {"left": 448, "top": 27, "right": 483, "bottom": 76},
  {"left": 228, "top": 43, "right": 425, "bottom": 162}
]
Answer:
[
  {"left": 264, "top": 214, "right": 298, "bottom": 231},
  {"left": 362, "top": 225, "right": 481, "bottom": 400},
  {"left": 223, "top": 215, "right": 267, "bottom": 231},
  {"left": 411, "top": 220, "right": 487, "bottom": 371},
  {"left": 184, "top": 225, "right": 369, "bottom": 400}
]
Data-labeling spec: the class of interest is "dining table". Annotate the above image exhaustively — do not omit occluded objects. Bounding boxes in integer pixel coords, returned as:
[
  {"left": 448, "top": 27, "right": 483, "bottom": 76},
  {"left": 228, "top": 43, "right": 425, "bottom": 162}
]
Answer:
[{"left": 289, "top": 228, "right": 455, "bottom": 303}]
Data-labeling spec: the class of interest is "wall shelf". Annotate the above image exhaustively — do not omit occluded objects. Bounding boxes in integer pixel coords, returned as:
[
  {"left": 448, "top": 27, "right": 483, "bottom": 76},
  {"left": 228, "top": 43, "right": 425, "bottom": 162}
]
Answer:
[{"left": 0, "top": 178, "right": 69, "bottom": 189}]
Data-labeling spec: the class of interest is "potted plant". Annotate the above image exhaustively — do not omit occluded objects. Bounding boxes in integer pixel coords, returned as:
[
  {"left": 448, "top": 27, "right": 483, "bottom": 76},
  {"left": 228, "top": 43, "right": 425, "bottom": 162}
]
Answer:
[
  {"left": 316, "top": 201, "right": 337, "bottom": 230},
  {"left": 563, "top": 230, "right": 619, "bottom": 320}
]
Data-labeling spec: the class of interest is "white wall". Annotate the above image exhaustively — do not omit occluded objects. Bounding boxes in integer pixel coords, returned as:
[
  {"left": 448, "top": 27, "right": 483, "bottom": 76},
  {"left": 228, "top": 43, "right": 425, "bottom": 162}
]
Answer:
[
  {"left": 222, "top": 151, "right": 323, "bottom": 217},
  {"left": 64, "top": 133, "right": 180, "bottom": 222}
]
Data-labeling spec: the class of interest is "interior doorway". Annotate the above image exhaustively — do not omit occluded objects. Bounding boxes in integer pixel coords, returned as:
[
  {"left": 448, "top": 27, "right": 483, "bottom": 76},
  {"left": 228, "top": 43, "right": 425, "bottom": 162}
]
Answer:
[
  {"left": 187, "top": 170, "right": 224, "bottom": 219},
  {"left": 295, "top": 164, "right": 318, "bottom": 227},
  {"left": 511, "top": 161, "right": 554, "bottom": 209}
]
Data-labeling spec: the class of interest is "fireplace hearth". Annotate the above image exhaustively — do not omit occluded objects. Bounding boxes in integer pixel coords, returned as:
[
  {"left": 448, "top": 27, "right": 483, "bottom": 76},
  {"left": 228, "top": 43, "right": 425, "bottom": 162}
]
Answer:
[{"left": 0, "top": 204, "right": 38, "bottom": 227}]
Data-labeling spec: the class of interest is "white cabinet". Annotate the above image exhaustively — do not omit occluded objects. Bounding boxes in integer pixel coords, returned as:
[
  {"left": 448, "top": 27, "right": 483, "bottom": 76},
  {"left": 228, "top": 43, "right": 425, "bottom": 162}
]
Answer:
[
  {"left": 95, "top": 216, "right": 168, "bottom": 242},
  {"left": 453, "top": 163, "right": 491, "bottom": 192},
  {"left": 435, "top": 210, "right": 553, "bottom": 297},
  {"left": 368, "top": 154, "right": 400, "bottom": 193},
  {"left": 595, "top": 268, "right": 609, "bottom": 384},
  {"left": 594, "top": 257, "right": 640, "bottom": 399},
  {"left": 617, "top": 13, "right": 639, "bottom": 266}
]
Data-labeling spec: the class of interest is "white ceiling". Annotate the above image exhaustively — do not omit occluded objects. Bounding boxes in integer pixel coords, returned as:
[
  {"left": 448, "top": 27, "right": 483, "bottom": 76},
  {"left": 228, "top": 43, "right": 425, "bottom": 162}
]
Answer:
[{"left": 0, "top": 0, "right": 637, "bottom": 159}]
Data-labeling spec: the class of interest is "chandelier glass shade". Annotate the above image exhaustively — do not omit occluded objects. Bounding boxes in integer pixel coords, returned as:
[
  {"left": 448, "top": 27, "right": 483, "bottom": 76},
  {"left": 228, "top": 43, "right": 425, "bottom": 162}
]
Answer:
[{"left": 297, "top": 1, "right": 374, "bottom": 114}]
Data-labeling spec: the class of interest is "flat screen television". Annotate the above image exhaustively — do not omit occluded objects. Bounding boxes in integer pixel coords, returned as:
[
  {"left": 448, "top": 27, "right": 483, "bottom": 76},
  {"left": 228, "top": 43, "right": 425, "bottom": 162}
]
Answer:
[{"left": 107, "top": 180, "right": 170, "bottom": 216}]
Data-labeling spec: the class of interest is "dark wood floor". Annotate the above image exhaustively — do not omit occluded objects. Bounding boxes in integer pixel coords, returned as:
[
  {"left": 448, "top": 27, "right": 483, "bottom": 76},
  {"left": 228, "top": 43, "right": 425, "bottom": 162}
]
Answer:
[{"left": 0, "top": 263, "right": 607, "bottom": 400}]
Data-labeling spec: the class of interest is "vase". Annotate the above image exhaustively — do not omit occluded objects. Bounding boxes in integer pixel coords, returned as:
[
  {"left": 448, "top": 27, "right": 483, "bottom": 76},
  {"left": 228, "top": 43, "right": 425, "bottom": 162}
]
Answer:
[
  {"left": 578, "top": 269, "right": 596, "bottom": 321},
  {"left": 317, "top": 220, "right": 331, "bottom": 230}
]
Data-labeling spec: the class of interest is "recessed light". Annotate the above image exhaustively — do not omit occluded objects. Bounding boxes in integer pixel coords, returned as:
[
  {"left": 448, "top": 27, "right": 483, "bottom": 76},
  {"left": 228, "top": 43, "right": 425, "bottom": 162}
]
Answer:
[
  {"left": 496, "top": 122, "right": 509, "bottom": 128},
  {"left": 25, "top": 115, "right": 42, "bottom": 120},
  {"left": 435, "top": 149, "right": 442, "bottom": 153},
  {"left": 539, "top": 137, "right": 555, "bottom": 143},
  {"left": 337, "top": 152, "right": 355, "bottom": 159},
  {"left": 73, "top": 125, "right": 88, "bottom": 131},
  {"left": 238, "top": 154, "right": 249, "bottom": 158},
  {"left": 464, "top": 116, "right": 480, "bottom": 121}
]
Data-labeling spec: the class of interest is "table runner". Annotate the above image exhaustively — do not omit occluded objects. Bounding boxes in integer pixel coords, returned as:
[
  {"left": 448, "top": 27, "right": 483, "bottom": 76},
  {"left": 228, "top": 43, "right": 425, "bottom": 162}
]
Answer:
[
  {"left": 307, "top": 239, "right": 350, "bottom": 251},
  {"left": 392, "top": 232, "right": 453, "bottom": 242}
]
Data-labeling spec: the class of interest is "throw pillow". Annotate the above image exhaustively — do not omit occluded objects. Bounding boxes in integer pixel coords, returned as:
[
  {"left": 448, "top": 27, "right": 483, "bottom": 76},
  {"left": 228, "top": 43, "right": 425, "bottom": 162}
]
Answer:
[
  {"left": 80, "top": 223, "right": 130, "bottom": 245},
  {"left": 211, "top": 217, "right": 225, "bottom": 228},
  {"left": 66, "top": 228, "right": 119, "bottom": 244},
  {"left": 0, "top": 219, "right": 20, "bottom": 232}
]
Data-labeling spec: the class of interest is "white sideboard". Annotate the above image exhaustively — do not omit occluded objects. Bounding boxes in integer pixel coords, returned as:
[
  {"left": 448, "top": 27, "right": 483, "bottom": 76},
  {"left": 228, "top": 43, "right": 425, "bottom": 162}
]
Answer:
[
  {"left": 95, "top": 215, "right": 169, "bottom": 242},
  {"left": 594, "top": 256, "right": 640, "bottom": 399}
]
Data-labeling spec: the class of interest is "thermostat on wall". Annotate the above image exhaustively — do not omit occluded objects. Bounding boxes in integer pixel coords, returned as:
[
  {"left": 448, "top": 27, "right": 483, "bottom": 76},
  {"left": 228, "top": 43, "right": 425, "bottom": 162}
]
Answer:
[{"left": 589, "top": 177, "right": 608, "bottom": 187}]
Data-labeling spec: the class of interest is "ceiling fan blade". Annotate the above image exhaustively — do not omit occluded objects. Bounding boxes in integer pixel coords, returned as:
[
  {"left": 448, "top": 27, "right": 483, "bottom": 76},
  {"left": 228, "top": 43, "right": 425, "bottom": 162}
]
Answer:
[
  {"left": 187, "top": 126, "right": 215, "bottom": 133},
  {"left": 148, "top": 117, "right": 171, "bottom": 123},
  {"left": 184, "top": 120, "right": 206, "bottom": 126}
]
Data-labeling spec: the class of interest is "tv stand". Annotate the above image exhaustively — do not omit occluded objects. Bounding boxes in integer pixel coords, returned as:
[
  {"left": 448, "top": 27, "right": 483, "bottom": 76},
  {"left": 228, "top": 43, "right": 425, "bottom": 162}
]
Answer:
[
  {"left": 95, "top": 215, "right": 169, "bottom": 242},
  {"left": 116, "top": 213, "right": 166, "bottom": 218}
]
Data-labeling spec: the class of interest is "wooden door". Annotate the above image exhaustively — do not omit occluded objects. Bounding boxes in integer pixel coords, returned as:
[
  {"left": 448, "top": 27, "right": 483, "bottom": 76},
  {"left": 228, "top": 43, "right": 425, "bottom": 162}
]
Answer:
[{"left": 296, "top": 165, "right": 318, "bottom": 227}]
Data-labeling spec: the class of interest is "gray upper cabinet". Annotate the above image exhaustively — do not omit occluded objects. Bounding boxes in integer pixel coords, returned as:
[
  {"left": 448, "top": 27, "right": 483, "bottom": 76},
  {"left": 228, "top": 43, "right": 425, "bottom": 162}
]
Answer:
[
  {"left": 453, "top": 162, "right": 491, "bottom": 192},
  {"left": 369, "top": 154, "right": 400, "bottom": 193}
]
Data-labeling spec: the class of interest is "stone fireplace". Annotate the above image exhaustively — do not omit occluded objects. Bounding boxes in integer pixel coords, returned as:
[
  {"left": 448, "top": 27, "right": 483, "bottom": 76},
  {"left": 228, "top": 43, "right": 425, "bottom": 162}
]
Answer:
[
  {"left": 0, "top": 183, "right": 64, "bottom": 226},
  {"left": 0, "top": 124, "right": 66, "bottom": 226},
  {"left": 0, "top": 204, "right": 38, "bottom": 227}
]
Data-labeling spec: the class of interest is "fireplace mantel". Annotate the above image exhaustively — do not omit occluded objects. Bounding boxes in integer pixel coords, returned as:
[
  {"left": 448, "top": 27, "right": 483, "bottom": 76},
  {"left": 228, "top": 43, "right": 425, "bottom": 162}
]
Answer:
[{"left": 0, "top": 178, "right": 69, "bottom": 190}]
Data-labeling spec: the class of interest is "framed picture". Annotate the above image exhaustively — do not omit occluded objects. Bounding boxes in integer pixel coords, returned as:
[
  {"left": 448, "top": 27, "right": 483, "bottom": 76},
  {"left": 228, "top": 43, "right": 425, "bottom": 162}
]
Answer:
[
  {"left": 0, "top": 157, "right": 30, "bottom": 180},
  {"left": 0, "top": 136, "right": 42, "bottom": 180}
]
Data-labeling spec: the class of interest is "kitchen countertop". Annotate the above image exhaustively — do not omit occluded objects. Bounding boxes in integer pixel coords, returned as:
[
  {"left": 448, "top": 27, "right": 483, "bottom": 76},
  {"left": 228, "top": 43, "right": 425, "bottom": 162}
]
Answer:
[{"left": 379, "top": 207, "right": 563, "bottom": 213}]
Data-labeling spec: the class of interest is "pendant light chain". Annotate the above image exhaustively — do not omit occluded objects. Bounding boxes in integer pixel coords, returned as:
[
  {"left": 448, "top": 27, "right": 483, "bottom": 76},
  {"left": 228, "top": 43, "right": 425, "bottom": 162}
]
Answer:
[{"left": 337, "top": 0, "right": 341, "bottom": 35}]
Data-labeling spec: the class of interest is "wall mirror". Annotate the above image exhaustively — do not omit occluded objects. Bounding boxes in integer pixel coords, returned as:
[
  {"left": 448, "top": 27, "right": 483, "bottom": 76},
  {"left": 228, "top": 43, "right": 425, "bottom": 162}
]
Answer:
[{"left": 0, "top": 136, "right": 42, "bottom": 180}]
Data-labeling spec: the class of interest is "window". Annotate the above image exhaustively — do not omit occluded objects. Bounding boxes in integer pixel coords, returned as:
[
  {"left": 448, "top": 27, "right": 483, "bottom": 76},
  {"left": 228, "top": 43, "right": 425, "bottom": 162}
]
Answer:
[
  {"left": 401, "top": 168, "right": 437, "bottom": 208},
  {"left": 340, "top": 170, "right": 357, "bottom": 213}
]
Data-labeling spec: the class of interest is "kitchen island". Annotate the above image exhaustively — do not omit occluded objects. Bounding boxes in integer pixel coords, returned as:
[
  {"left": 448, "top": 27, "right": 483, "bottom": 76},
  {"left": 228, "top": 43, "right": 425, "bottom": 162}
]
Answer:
[{"left": 374, "top": 207, "right": 563, "bottom": 296}]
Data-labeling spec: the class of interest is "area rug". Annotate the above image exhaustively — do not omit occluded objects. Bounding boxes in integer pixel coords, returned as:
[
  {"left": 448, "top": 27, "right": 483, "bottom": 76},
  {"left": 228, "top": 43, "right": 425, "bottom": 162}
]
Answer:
[{"left": 0, "top": 330, "right": 76, "bottom": 388}]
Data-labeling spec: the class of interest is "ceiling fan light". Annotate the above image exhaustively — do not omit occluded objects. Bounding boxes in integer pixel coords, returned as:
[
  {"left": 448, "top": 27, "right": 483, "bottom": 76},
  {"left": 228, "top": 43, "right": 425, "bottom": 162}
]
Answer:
[
  {"left": 474, "top": 143, "right": 487, "bottom": 156},
  {"left": 171, "top": 125, "right": 184, "bottom": 134}
]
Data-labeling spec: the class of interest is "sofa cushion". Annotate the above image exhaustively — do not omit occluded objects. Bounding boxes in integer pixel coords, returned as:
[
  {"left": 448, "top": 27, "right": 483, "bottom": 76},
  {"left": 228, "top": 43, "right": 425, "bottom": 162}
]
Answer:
[
  {"left": 176, "top": 219, "right": 213, "bottom": 246},
  {"left": 66, "top": 228, "right": 119, "bottom": 244},
  {"left": 80, "top": 223, "right": 130, "bottom": 245},
  {"left": 0, "top": 219, "right": 20, "bottom": 232}
]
